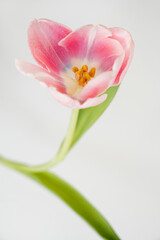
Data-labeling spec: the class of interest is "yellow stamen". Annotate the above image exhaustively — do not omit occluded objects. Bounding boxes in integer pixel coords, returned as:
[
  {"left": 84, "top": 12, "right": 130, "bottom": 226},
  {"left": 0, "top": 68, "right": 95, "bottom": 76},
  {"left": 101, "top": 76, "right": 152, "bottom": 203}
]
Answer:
[
  {"left": 75, "top": 69, "right": 83, "bottom": 81},
  {"left": 82, "top": 65, "right": 88, "bottom": 72},
  {"left": 89, "top": 67, "right": 96, "bottom": 78},
  {"left": 83, "top": 72, "right": 91, "bottom": 81},
  {"left": 75, "top": 72, "right": 80, "bottom": 81},
  {"left": 79, "top": 77, "right": 86, "bottom": 87},
  {"left": 72, "top": 65, "right": 96, "bottom": 87},
  {"left": 72, "top": 66, "right": 79, "bottom": 73}
]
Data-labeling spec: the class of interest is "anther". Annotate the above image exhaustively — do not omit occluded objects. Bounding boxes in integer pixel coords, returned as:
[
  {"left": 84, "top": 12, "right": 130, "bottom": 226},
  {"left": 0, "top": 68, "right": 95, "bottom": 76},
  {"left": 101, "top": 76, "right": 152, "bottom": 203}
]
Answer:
[
  {"left": 72, "top": 65, "right": 96, "bottom": 87},
  {"left": 72, "top": 67, "right": 79, "bottom": 73},
  {"left": 89, "top": 67, "right": 96, "bottom": 78},
  {"left": 83, "top": 72, "right": 91, "bottom": 81},
  {"left": 82, "top": 65, "right": 88, "bottom": 72},
  {"left": 79, "top": 77, "right": 85, "bottom": 87}
]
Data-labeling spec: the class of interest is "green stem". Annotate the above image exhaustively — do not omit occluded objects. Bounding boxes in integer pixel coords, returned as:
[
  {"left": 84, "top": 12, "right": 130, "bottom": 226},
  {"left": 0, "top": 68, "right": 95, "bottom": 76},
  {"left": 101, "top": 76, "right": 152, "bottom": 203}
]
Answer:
[
  {"left": 0, "top": 109, "right": 79, "bottom": 172},
  {"left": 0, "top": 156, "right": 120, "bottom": 240}
]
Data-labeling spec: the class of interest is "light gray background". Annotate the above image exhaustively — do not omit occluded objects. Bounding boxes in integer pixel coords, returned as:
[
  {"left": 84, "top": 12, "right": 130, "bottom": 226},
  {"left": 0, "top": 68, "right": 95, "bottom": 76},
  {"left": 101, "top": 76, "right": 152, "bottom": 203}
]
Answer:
[{"left": 0, "top": 0, "right": 160, "bottom": 239}]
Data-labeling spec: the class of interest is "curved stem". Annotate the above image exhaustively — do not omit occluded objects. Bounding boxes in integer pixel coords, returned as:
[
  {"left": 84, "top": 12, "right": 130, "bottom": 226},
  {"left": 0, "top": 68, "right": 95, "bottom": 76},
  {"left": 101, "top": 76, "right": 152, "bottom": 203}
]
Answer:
[
  {"left": 0, "top": 109, "right": 79, "bottom": 172},
  {"left": 0, "top": 156, "right": 121, "bottom": 240}
]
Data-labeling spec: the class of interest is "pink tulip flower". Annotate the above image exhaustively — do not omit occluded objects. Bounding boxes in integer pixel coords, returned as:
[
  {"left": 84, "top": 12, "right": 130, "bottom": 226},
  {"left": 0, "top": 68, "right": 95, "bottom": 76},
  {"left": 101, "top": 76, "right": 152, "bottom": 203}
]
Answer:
[{"left": 16, "top": 19, "right": 134, "bottom": 109}]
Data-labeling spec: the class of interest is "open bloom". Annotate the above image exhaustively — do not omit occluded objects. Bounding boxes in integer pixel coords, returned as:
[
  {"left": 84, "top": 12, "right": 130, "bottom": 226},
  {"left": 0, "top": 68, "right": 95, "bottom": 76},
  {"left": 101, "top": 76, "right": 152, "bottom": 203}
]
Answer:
[{"left": 16, "top": 19, "right": 134, "bottom": 109}]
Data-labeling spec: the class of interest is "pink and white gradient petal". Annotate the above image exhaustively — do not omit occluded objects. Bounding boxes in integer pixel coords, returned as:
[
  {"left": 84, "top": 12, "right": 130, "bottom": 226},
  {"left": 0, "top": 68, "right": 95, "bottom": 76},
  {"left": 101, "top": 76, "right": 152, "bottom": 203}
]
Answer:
[
  {"left": 58, "top": 25, "right": 109, "bottom": 60},
  {"left": 50, "top": 88, "right": 107, "bottom": 109},
  {"left": 28, "top": 19, "right": 72, "bottom": 73},
  {"left": 59, "top": 25, "right": 92, "bottom": 59},
  {"left": 109, "top": 27, "right": 134, "bottom": 85},
  {"left": 15, "top": 59, "right": 65, "bottom": 92},
  {"left": 80, "top": 71, "right": 115, "bottom": 100},
  {"left": 87, "top": 25, "right": 124, "bottom": 71}
]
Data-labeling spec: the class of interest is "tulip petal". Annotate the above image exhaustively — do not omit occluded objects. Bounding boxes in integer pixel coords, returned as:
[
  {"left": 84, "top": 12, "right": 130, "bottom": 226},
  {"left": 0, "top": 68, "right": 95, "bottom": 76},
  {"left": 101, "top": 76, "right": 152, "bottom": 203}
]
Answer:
[
  {"left": 80, "top": 94, "right": 107, "bottom": 109},
  {"left": 50, "top": 88, "right": 107, "bottom": 109},
  {"left": 59, "top": 25, "right": 112, "bottom": 60},
  {"left": 15, "top": 59, "right": 65, "bottom": 92},
  {"left": 59, "top": 24, "right": 124, "bottom": 74},
  {"left": 80, "top": 71, "right": 115, "bottom": 100},
  {"left": 28, "top": 19, "right": 72, "bottom": 72},
  {"left": 110, "top": 27, "right": 134, "bottom": 85},
  {"left": 59, "top": 25, "right": 94, "bottom": 59},
  {"left": 87, "top": 25, "right": 124, "bottom": 72}
]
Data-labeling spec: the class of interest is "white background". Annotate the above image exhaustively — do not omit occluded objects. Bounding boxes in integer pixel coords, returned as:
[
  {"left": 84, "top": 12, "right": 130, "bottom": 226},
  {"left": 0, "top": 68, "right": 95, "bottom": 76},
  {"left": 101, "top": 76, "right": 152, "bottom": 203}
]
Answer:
[{"left": 0, "top": 0, "right": 160, "bottom": 239}]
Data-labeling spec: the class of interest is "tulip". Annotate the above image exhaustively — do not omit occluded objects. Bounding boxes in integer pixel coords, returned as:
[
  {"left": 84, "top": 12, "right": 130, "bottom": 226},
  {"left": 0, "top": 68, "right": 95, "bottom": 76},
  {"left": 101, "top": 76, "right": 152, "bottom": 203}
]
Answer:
[{"left": 16, "top": 19, "right": 134, "bottom": 109}]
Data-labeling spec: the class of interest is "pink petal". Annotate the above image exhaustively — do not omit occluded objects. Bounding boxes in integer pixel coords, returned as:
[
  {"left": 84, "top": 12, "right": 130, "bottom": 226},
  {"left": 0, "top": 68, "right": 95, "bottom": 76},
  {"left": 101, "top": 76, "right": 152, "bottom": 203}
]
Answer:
[
  {"left": 59, "top": 25, "right": 111, "bottom": 60},
  {"left": 80, "top": 71, "right": 115, "bottom": 100},
  {"left": 28, "top": 19, "right": 72, "bottom": 73},
  {"left": 81, "top": 94, "right": 107, "bottom": 109},
  {"left": 59, "top": 24, "right": 124, "bottom": 74},
  {"left": 110, "top": 27, "right": 134, "bottom": 85},
  {"left": 59, "top": 25, "right": 93, "bottom": 59},
  {"left": 50, "top": 88, "right": 107, "bottom": 109},
  {"left": 87, "top": 25, "right": 124, "bottom": 71},
  {"left": 15, "top": 59, "right": 65, "bottom": 92}
]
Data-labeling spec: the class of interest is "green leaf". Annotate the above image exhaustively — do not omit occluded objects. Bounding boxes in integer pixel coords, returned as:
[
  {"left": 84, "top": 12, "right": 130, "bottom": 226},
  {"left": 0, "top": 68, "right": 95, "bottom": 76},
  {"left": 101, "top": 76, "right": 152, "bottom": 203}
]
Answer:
[
  {"left": 28, "top": 171, "right": 120, "bottom": 240},
  {"left": 0, "top": 85, "right": 121, "bottom": 239},
  {"left": 0, "top": 156, "right": 120, "bottom": 240},
  {"left": 70, "top": 85, "right": 119, "bottom": 148}
]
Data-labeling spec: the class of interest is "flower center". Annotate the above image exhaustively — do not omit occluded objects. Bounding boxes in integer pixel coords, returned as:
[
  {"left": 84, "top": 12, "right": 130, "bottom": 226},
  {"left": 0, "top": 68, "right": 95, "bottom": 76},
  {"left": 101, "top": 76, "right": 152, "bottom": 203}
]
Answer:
[{"left": 72, "top": 65, "right": 96, "bottom": 87}]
